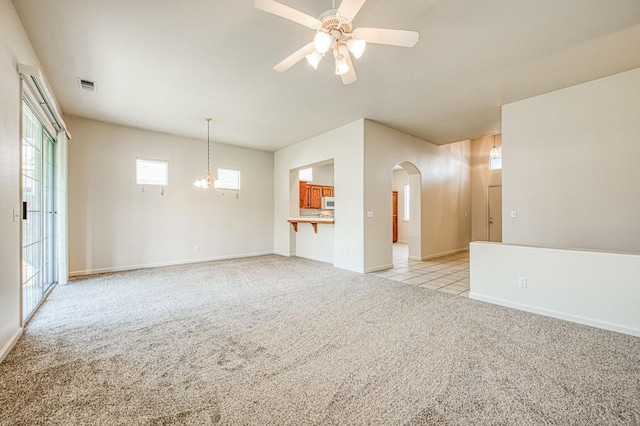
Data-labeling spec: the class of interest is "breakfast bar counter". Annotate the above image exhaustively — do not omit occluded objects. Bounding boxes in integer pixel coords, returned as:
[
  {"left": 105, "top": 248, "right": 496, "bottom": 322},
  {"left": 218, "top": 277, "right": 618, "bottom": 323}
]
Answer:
[{"left": 287, "top": 217, "right": 334, "bottom": 233}]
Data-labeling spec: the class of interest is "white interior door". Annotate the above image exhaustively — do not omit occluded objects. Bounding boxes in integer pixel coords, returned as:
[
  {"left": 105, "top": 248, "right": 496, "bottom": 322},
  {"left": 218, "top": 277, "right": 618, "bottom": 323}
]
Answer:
[{"left": 488, "top": 185, "right": 502, "bottom": 242}]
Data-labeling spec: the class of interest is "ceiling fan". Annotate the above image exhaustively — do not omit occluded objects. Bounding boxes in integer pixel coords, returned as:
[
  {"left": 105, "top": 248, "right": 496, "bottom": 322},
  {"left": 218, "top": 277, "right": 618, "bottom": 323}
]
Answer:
[{"left": 255, "top": 0, "right": 419, "bottom": 84}]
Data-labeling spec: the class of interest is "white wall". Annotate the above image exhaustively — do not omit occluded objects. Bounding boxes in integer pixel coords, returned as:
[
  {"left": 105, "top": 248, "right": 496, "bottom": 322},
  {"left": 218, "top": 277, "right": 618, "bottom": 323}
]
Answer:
[
  {"left": 294, "top": 224, "right": 334, "bottom": 264},
  {"left": 471, "top": 68, "right": 640, "bottom": 337},
  {"left": 502, "top": 68, "right": 640, "bottom": 252},
  {"left": 470, "top": 134, "right": 502, "bottom": 242},
  {"left": 312, "top": 163, "right": 334, "bottom": 186},
  {"left": 0, "top": 0, "right": 47, "bottom": 361},
  {"left": 470, "top": 242, "right": 640, "bottom": 337},
  {"left": 66, "top": 116, "right": 274, "bottom": 274},
  {"left": 363, "top": 120, "right": 471, "bottom": 271},
  {"left": 274, "top": 120, "right": 364, "bottom": 272},
  {"left": 392, "top": 169, "right": 409, "bottom": 243}
]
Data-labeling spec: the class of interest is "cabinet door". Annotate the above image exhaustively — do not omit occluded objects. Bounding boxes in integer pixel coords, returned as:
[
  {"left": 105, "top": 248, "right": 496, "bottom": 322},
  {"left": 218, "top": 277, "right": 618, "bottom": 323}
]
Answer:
[
  {"left": 311, "top": 186, "right": 322, "bottom": 208},
  {"left": 299, "top": 181, "right": 308, "bottom": 208},
  {"left": 322, "top": 186, "right": 334, "bottom": 197}
]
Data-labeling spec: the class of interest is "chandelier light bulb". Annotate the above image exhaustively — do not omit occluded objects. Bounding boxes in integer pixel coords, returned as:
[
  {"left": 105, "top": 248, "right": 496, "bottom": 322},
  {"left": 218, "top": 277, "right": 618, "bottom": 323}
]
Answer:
[
  {"left": 314, "top": 31, "right": 332, "bottom": 53},
  {"left": 305, "top": 50, "right": 323, "bottom": 70},
  {"left": 490, "top": 146, "right": 499, "bottom": 160},
  {"left": 194, "top": 173, "right": 213, "bottom": 189},
  {"left": 347, "top": 38, "right": 366, "bottom": 59},
  {"left": 489, "top": 134, "right": 500, "bottom": 159}
]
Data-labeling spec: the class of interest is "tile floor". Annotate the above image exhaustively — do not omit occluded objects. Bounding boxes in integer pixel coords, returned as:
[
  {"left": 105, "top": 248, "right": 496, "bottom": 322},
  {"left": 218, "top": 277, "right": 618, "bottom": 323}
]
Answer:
[{"left": 370, "top": 243, "right": 470, "bottom": 297}]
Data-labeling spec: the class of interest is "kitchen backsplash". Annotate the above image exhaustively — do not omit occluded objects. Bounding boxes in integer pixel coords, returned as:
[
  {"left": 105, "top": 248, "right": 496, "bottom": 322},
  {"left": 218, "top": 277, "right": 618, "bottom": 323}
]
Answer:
[{"left": 300, "top": 208, "right": 334, "bottom": 217}]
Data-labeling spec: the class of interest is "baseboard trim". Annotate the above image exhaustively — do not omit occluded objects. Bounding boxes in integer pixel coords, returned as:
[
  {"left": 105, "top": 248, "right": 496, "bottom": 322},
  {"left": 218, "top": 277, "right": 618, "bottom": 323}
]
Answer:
[
  {"left": 469, "top": 292, "right": 640, "bottom": 337},
  {"left": 365, "top": 263, "right": 393, "bottom": 273},
  {"left": 0, "top": 327, "right": 23, "bottom": 365},
  {"left": 69, "top": 251, "right": 275, "bottom": 277},
  {"left": 420, "top": 247, "right": 468, "bottom": 261}
]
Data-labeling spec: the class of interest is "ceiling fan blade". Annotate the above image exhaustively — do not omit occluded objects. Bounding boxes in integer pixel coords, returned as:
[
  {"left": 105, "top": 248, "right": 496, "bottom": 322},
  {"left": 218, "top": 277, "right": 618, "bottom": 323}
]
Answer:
[
  {"left": 341, "top": 51, "right": 357, "bottom": 85},
  {"left": 337, "top": 0, "right": 367, "bottom": 21},
  {"left": 354, "top": 27, "right": 420, "bottom": 47},
  {"left": 255, "top": 0, "right": 321, "bottom": 29},
  {"left": 273, "top": 42, "right": 316, "bottom": 72}
]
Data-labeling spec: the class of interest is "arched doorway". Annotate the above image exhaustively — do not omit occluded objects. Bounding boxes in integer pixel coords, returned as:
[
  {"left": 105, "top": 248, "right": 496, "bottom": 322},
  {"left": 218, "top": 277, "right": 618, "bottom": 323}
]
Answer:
[{"left": 391, "top": 161, "right": 421, "bottom": 266}]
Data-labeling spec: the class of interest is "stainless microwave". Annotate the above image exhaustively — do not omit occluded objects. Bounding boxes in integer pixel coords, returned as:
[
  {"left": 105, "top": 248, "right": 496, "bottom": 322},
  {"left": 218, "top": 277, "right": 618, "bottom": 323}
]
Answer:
[{"left": 322, "top": 196, "right": 335, "bottom": 210}]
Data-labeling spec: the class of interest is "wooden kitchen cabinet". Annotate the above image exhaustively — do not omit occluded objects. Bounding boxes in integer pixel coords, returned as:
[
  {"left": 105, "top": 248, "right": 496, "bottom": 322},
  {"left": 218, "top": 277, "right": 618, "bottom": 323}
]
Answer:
[
  {"left": 309, "top": 185, "right": 322, "bottom": 209},
  {"left": 299, "top": 181, "right": 308, "bottom": 208},
  {"left": 299, "top": 183, "right": 334, "bottom": 209}
]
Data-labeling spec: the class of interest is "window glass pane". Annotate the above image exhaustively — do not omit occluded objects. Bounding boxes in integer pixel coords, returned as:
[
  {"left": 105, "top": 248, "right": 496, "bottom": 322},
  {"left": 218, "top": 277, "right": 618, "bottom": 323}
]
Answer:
[
  {"left": 299, "top": 168, "right": 313, "bottom": 182},
  {"left": 403, "top": 184, "right": 410, "bottom": 221},
  {"left": 215, "top": 168, "right": 241, "bottom": 190},
  {"left": 136, "top": 158, "right": 168, "bottom": 186}
]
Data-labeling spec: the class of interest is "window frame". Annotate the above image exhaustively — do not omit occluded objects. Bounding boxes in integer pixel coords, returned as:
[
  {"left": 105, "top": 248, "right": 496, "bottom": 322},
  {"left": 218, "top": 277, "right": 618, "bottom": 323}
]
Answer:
[
  {"left": 136, "top": 158, "right": 169, "bottom": 186},
  {"left": 215, "top": 167, "right": 241, "bottom": 190}
]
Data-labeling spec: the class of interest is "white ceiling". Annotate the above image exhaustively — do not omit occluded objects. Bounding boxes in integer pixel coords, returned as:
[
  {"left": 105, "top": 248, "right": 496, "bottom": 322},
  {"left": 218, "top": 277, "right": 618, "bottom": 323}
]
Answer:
[{"left": 12, "top": 0, "right": 640, "bottom": 151}]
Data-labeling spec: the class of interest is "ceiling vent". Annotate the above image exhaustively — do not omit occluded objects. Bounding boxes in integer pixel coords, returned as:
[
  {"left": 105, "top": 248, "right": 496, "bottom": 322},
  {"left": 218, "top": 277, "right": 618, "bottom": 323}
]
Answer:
[{"left": 78, "top": 78, "right": 96, "bottom": 92}]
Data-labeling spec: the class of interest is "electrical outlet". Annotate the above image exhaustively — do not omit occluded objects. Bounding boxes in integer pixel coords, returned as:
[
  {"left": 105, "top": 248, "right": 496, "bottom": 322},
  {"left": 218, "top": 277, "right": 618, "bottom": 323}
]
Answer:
[{"left": 518, "top": 277, "right": 527, "bottom": 288}]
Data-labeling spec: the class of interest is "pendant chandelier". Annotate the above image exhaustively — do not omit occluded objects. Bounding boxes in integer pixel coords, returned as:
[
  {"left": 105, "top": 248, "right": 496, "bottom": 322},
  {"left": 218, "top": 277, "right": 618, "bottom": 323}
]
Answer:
[
  {"left": 489, "top": 134, "right": 500, "bottom": 160},
  {"left": 194, "top": 118, "right": 215, "bottom": 189}
]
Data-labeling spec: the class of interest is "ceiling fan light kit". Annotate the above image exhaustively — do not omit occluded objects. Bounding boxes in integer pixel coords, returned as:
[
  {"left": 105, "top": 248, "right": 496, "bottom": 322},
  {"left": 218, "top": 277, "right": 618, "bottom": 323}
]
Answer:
[{"left": 255, "top": 0, "right": 419, "bottom": 85}]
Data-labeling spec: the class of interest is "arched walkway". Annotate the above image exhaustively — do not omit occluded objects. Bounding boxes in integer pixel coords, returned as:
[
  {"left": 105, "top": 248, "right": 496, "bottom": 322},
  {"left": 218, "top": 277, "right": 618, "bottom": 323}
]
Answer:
[{"left": 391, "top": 161, "right": 421, "bottom": 265}]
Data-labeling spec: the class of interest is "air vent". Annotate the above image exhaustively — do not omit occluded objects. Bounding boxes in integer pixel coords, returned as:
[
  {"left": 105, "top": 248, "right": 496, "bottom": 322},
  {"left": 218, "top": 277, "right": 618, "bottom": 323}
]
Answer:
[{"left": 78, "top": 78, "right": 96, "bottom": 92}]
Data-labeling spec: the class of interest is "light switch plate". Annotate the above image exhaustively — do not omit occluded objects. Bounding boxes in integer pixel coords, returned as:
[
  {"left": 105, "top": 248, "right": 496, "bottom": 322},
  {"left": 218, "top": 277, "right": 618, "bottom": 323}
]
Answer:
[
  {"left": 367, "top": 211, "right": 374, "bottom": 218},
  {"left": 510, "top": 210, "right": 518, "bottom": 218}
]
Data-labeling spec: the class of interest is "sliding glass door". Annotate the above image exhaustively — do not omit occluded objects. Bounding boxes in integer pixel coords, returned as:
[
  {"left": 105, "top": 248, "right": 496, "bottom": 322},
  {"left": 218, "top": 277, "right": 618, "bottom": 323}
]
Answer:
[{"left": 22, "top": 101, "right": 57, "bottom": 321}]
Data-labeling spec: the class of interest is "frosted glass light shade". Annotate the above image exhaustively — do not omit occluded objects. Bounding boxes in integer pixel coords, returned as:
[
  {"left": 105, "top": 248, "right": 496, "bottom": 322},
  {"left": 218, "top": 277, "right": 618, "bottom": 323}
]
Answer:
[
  {"left": 347, "top": 38, "right": 366, "bottom": 59},
  {"left": 305, "top": 50, "right": 323, "bottom": 69},
  {"left": 194, "top": 173, "right": 213, "bottom": 189},
  {"left": 335, "top": 55, "right": 350, "bottom": 75},
  {"left": 334, "top": 46, "right": 350, "bottom": 75},
  {"left": 314, "top": 31, "right": 332, "bottom": 53}
]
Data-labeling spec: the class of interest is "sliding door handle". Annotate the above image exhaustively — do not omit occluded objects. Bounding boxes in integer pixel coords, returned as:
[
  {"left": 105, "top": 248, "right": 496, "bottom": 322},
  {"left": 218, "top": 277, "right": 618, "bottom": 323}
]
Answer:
[{"left": 22, "top": 201, "right": 28, "bottom": 220}]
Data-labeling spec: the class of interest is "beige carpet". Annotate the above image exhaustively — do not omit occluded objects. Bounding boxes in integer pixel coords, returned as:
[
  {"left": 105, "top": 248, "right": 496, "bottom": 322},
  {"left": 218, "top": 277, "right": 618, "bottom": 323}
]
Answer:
[{"left": 1, "top": 255, "right": 638, "bottom": 425}]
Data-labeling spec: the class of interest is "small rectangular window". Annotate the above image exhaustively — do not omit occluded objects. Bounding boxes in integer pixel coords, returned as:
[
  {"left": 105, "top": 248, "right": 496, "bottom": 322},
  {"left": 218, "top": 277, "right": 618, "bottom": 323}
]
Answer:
[
  {"left": 299, "top": 167, "right": 313, "bottom": 182},
  {"left": 215, "top": 168, "right": 241, "bottom": 190},
  {"left": 136, "top": 158, "right": 168, "bottom": 186},
  {"left": 403, "top": 184, "right": 410, "bottom": 222}
]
